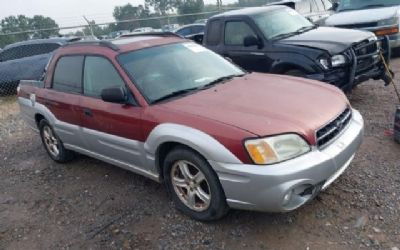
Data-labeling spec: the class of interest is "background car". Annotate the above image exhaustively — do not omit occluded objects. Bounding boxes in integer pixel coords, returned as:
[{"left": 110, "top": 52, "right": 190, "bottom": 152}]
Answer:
[
  {"left": 132, "top": 27, "right": 154, "bottom": 33},
  {"left": 198, "top": 6, "right": 390, "bottom": 91},
  {"left": 174, "top": 24, "right": 205, "bottom": 38},
  {"left": 267, "top": 0, "right": 334, "bottom": 23},
  {"left": 324, "top": 0, "right": 400, "bottom": 49},
  {"left": 0, "top": 37, "right": 79, "bottom": 95}
]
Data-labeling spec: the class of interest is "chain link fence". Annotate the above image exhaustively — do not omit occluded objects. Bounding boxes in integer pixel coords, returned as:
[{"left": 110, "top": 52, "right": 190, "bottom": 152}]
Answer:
[{"left": 0, "top": 10, "right": 236, "bottom": 97}]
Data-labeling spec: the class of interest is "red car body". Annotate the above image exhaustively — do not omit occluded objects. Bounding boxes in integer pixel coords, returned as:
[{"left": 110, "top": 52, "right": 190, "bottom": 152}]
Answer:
[{"left": 18, "top": 34, "right": 364, "bottom": 218}]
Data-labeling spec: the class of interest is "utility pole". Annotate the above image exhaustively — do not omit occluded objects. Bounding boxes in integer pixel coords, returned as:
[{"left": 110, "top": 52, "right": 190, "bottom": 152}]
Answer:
[{"left": 83, "top": 16, "right": 95, "bottom": 37}]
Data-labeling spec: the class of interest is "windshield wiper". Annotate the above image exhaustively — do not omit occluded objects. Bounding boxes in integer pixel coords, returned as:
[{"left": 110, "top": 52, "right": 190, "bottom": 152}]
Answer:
[
  {"left": 151, "top": 87, "right": 199, "bottom": 104},
  {"left": 198, "top": 74, "right": 245, "bottom": 90},
  {"left": 151, "top": 74, "right": 245, "bottom": 104},
  {"left": 271, "top": 25, "right": 316, "bottom": 40}
]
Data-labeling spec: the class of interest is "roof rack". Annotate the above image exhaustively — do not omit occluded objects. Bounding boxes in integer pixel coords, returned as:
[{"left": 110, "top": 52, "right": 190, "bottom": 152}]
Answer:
[
  {"left": 118, "top": 31, "right": 182, "bottom": 39},
  {"left": 62, "top": 40, "right": 120, "bottom": 51}
]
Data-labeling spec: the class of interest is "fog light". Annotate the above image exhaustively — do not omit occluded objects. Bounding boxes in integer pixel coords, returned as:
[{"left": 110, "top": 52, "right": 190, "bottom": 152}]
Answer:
[{"left": 283, "top": 190, "right": 294, "bottom": 206}]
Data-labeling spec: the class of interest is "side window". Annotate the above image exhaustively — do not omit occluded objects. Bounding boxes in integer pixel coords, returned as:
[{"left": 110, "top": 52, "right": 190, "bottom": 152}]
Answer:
[
  {"left": 53, "top": 56, "right": 84, "bottom": 93},
  {"left": 0, "top": 43, "right": 60, "bottom": 62},
  {"left": 225, "top": 21, "right": 256, "bottom": 46},
  {"left": 297, "top": 0, "right": 311, "bottom": 14},
  {"left": 206, "top": 19, "right": 222, "bottom": 46},
  {"left": 192, "top": 25, "right": 205, "bottom": 34},
  {"left": 176, "top": 27, "right": 192, "bottom": 36},
  {"left": 0, "top": 47, "right": 25, "bottom": 61},
  {"left": 83, "top": 56, "right": 125, "bottom": 98}
]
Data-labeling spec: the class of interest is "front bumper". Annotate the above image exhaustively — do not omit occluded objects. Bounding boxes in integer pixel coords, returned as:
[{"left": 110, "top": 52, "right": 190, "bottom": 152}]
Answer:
[
  {"left": 388, "top": 33, "right": 400, "bottom": 48},
  {"left": 308, "top": 37, "right": 391, "bottom": 91},
  {"left": 209, "top": 109, "right": 364, "bottom": 212}
]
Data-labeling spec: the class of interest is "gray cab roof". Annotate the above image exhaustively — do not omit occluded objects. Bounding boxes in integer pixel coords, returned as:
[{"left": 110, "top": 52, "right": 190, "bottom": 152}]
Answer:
[{"left": 211, "top": 6, "right": 286, "bottom": 18}]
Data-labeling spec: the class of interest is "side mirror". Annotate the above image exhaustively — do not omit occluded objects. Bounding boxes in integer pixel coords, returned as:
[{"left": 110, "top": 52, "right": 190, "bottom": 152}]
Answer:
[
  {"left": 189, "top": 33, "right": 204, "bottom": 44},
  {"left": 101, "top": 86, "right": 128, "bottom": 104},
  {"left": 243, "top": 35, "right": 261, "bottom": 48},
  {"left": 331, "top": 2, "right": 339, "bottom": 11}
]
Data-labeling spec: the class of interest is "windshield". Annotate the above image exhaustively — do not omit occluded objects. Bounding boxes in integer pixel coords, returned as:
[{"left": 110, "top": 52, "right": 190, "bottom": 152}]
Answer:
[
  {"left": 118, "top": 43, "right": 244, "bottom": 103},
  {"left": 252, "top": 8, "right": 314, "bottom": 40},
  {"left": 338, "top": 0, "right": 400, "bottom": 11}
]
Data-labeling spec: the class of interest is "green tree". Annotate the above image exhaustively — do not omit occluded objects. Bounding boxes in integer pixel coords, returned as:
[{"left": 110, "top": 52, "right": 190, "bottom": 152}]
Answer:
[
  {"left": 176, "top": 0, "right": 205, "bottom": 24},
  {"left": 0, "top": 15, "right": 30, "bottom": 47},
  {"left": 0, "top": 15, "right": 59, "bottom": 48},
  {"left": 145, "top": 0, "right": 176, "bottom": 15},
  {"left": 29, "top": 15, "right": 59, "bottom": 39},
  {"left": 82, "top": 20, "right": 111, "bottom": 37},
  {"left": 113, "top": 4, "right": 151, "bottom": 30}
]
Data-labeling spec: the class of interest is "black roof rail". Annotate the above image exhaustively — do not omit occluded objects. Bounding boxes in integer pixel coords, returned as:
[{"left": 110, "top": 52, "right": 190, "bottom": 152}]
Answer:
[
  {"left": 62, "top": 40, "right": 120, "bottom": 51},
  {"left": 118, "top": 31, "right": 182, "bottom": 39}
]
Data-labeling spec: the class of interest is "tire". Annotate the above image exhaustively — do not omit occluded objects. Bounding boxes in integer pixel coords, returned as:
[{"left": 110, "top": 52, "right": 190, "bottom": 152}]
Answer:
[
  {"left": 39, "top": 119, "right": 74, "bottom": 163},
  {"left": 285, "top": 69, "right": 307, "bottom": 78},
  {"left": 163, "top": 146, "right": 229, "bottom": 221}
]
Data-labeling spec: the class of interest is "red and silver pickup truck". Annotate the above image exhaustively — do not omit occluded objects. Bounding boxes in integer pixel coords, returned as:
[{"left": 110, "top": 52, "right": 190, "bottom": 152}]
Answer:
[{"left": 18, "top": 33, "right": 364, "bottom": 221}]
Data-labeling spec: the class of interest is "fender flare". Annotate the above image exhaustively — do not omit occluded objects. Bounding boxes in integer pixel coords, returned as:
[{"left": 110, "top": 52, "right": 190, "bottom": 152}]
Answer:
[
  {"left": 270, "top": 55, "right": 318, "bottom": 74},
  {"left": 144, "top": 123, "right": 242, "bottom": 166}
]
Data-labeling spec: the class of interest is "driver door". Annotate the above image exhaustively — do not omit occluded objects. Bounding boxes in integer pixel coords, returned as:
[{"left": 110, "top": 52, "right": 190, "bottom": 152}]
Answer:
[
  {"left": 80, "top": 55, "right": 145, "bottom": 169},
  {"left": 222, "top": 19, "right": 271, "bottom": 73}
]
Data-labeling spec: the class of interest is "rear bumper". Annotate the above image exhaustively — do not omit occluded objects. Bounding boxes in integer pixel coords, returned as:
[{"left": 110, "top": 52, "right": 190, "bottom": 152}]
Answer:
[{"left": 210, "top": 109, "right": 364, "bottom": 212}]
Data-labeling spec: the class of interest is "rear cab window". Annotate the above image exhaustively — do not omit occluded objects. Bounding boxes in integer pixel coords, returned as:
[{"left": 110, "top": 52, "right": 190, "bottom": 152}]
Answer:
[
  {"left": 206, "top": 19, "right": 222, "bottom": 45},
  {"left": 52, "top": 56, "right": 84, "bottom": 93}
]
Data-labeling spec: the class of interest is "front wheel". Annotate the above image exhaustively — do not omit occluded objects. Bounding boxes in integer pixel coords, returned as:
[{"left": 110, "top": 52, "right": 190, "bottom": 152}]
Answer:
[
  {"left": 39, "top": 120, "right": 74, "bottom": 163},
  {"left": 163, "top": 147, "right": 229, "bottom": 221}
]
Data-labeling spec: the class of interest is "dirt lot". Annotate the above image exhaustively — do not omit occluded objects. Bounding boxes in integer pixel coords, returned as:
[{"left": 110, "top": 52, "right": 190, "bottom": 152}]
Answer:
[{"left": 1, "top": 60, "right": 400, "bottom": 250}]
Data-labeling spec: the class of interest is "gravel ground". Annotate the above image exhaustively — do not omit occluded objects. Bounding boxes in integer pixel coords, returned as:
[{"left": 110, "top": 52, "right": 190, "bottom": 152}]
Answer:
[{"left": 1, "top": 59, "right": 400, "bottom": 250}]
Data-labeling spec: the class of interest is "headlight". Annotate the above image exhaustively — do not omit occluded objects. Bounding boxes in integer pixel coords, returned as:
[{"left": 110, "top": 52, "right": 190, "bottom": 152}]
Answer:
[
  {"left": 244, "top": 134, "right": 310, "bottom": 165},
  {"left": 378, "top": 16, "right": 399, "bottom": 26},
  {"left": 319, "top": 58, "right": 330, "bottom": 70},
  {"left": 331, "top": 55, "right": 347, "bottom": 67},
  {"left": 319, "top": 54, "right": 347, "bottom": 69}
]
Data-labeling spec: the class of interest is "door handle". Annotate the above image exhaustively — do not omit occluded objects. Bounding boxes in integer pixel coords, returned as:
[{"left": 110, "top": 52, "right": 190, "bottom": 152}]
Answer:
[{"left": 83, "top": 108, "right": 93, "bottom": 117}]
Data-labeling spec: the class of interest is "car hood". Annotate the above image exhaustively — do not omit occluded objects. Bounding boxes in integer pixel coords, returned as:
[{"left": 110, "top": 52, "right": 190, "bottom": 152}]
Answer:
[
  {"left": 160, "top": 73, "right": 349, "bottom": 144},
  {"left": 325, "top": 6, "right": 400, "bottom": 26},
  {"left": 278, "top": 27, "right": 373, "bottom": 54}
]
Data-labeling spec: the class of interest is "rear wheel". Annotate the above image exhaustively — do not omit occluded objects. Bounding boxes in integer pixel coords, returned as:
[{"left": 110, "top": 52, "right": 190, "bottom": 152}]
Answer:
[
  {"left": 163, "top": 146, "right": 229, "bottom": 221},
  {"left": 39, "top": 120, "right": 74, "bottom": 163}
]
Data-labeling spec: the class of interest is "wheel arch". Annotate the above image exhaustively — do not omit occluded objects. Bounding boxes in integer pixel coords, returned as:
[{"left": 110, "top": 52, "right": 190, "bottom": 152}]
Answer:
[
  {"left": 34, "top": 113, "right": 46, "bottom": 128},
  {"left": 271, "top": 62, "right": 311, "bottom": 74},
  {"left": 144, "top": 123, "right": 242, "bottom": 181}
]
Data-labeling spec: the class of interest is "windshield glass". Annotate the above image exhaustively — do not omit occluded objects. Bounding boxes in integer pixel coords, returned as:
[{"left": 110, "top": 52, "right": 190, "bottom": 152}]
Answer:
[
  {"left": 118, "top": 43, "right": 244, "bottom": 103},
  {"left": 338, "top": 0, "right": 400, "bottom": 11},
  {"left": 252, "top": 8, "right": 314, "bottom": 39}
]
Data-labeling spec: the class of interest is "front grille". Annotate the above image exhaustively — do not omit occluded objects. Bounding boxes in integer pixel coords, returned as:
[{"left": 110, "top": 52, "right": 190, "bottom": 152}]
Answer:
[
  {"left": 316, "top": 108, "right": 352, "bottom": 148},
  {"left": 335, "top": 22, "right": 378, "bottom": 29}
]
